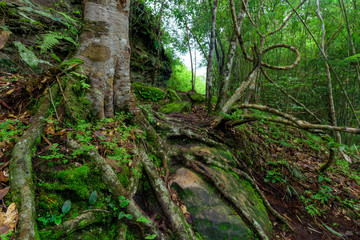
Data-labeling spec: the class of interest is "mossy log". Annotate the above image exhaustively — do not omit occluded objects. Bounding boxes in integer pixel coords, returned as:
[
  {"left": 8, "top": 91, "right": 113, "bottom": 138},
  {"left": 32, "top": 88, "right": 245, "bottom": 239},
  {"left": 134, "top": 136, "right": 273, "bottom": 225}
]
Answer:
[
  {"left": 40, "top": 210, "right": 111, "bottom": 239},
  {"left": 9, "top": 84, "right": 59, "bottom": 240}
]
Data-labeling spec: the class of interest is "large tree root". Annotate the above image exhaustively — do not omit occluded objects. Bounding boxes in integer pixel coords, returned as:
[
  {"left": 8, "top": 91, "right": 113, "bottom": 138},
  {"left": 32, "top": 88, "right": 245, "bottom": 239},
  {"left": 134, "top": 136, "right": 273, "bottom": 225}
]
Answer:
[
  {"left": 67, "top": 140, "right": 166, "bottom": 240},
  {"left": 40, "top": 210, "right": 111, "bottom": 239},
  {"left": 9, "top": 84, "right": 60, "bottom": 240},
  {"left": 137, "top": 145, "right": 197, "bottom": 240}
]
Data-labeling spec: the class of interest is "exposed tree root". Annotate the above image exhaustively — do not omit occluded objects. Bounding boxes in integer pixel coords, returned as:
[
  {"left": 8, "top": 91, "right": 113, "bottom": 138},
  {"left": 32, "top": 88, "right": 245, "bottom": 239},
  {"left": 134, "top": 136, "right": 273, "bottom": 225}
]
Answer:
[
  {"left": 9, "top": 84, "right": 60, "bottom": 240},
  {"left": 137, "top": 145, "right": 196, "bottom": 240},
  {"left": 165, "top": 127, "right": 226, "bottom": 150},
  {"left": 181, "top": 154, "right": 270, "bottom": 240},
  {"left": 126, "top": 150, "right": 143, "bottom": 199},
  {"left": 40, "top": 210, "right": 111, "bottom": 239},
  {"left": 233, "top": 104, "right": 360, "bottom": 134},
  {"left": 67, "top": 140, "right": 166, "bottom": 240}
]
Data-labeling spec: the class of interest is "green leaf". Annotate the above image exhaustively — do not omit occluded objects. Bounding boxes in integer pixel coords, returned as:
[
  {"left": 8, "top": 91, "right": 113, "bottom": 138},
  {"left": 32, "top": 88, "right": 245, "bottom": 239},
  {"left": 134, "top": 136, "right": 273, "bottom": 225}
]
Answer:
[
  {"left": 136, "top": 216, "right": 151, "bottom": 223},
  {"left": 89, "top": 191, "right": 97, "bottom": 205},
  {"left": 61, "top": 200, "right": 71, "bottom": 214},
  {"left": 13, "top": 41, "right": 40, "bottom": 68},
  {"left": 120, "top": 199, "right": 130, "bottom": 208},
  {"left": 118, "top": 211, "right": 133, "bottom": 220},
  {"left": 323, "top": 223, "right": 345, "bottom": 239},
  {"left": 145, "top": 234, "right": 157, "bottom": 239},
  {"left": 54, "top": 216, "right": 62, "bottom": 225}
]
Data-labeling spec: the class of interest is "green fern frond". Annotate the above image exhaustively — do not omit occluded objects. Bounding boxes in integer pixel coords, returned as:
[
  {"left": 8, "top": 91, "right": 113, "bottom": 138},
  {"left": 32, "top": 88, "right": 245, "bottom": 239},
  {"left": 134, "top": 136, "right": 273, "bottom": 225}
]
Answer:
[{"left": 40, "top": 31, "right": 77, "bottom": 54}]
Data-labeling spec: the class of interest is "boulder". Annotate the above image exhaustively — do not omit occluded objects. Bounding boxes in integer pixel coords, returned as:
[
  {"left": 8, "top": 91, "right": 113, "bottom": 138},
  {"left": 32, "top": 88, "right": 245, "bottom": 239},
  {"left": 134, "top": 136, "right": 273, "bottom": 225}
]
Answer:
[
  {"left": 158, "top": 101, "right": 191, "bottom": 114},
  {"left": 172, "top": 167, "right": 272, "bottom": 240}
]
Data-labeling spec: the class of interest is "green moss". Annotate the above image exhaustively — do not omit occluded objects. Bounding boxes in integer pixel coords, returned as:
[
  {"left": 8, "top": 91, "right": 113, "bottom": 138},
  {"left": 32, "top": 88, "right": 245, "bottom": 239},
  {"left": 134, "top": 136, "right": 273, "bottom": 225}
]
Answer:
[
  {"left": 132, "top": 82, "right": 166, "bottom": 102},
  {"left": 188, "top": 92, "right": 206, "bottom": 103},
  {"left": 219, "top": 222, "right": 231, "bottom": 230},
  {"left": 118, "top": 163, "right": 130, "bottom": 187},
  {"left": 167, "top": 89, "right": 181, "bottom": 102},
  {"left": 158, "top": 101, "right": 191, "bottom": 114},
  {"left": 56, "top": 165, "right": 92, "bottom": 199}
]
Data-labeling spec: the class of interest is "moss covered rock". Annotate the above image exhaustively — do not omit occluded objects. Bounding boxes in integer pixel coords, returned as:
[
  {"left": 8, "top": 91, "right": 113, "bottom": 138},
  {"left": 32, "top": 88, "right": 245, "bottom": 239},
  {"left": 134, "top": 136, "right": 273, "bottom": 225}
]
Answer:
[
  {"left": 172, "top": 167, "right": 272, "bottom": 240},
  {"left": 187, "top": 92, "right": 206, "bottom": 104},
  {"left": 158, "top": 101, "right": 191, "bottom": 114},
  {"left": 167, "top": 89, "right": 181, "bottom": 102},
  {"left": 132, "top": 83, "right": 166, "bottom": 102}
]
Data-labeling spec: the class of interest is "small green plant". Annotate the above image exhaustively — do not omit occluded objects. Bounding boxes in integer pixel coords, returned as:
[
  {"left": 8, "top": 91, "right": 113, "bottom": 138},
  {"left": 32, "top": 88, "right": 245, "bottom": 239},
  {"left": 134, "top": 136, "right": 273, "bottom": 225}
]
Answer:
[
  {"left": 301, "top": 195, "right": 324, "bottom": 217},
  {"left": 264, "top": 170, "right": 286, "bottom": 184},
  {"left": 39, "top": 143, "right": 65, "bottom": 160},
  {"left": 37, "top": 200, "right": 72, "bottom": 226},
  {"left": 0, "top": 230, "right": 14, "bottom": 240},
  {"left": 0, "top": 119, "right": 27, "bottom": 143},
  {"left": 309, "top": 185, "right": 333, "bottom": 204}
]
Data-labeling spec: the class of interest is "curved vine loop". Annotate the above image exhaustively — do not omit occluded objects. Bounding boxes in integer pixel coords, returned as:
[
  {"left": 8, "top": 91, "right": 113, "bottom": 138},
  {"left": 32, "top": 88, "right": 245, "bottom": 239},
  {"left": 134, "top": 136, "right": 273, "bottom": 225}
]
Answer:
[{"left": 230, "top": 0, "right": 301, "bottom": 71}]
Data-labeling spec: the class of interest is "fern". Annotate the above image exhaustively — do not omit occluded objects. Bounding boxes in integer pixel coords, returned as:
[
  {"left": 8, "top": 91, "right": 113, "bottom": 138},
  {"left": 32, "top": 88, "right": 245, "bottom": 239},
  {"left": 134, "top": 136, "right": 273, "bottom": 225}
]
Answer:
[{"left": 40, "top": 31, "right": 77, "bottom": 54}]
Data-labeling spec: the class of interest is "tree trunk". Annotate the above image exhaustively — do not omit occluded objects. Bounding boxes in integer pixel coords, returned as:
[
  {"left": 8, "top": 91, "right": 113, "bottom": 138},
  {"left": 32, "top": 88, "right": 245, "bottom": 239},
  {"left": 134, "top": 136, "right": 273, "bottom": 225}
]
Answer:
[
  {"left": 76, "top": 0, "right": 134, "bottom": 119},
  {"left": 316, "top": 0, "right": 342, "bottom": 144},
  {"left": 206, "top": 0, "right": 218, "bottom": 114},
  {"left": 185, "top": 18, "right": 195, "bottom": 91}
]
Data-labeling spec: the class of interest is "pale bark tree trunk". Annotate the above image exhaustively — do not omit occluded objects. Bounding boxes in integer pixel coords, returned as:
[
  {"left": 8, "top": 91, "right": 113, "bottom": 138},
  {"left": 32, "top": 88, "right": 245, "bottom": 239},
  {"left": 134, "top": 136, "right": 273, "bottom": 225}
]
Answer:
[
  {"left": 185, "top": 18, "right": 195, "bottom": 91},
  {"left": 206, "top": 0, "right": 218, "bottom": 114},
  {"left": 215, "top": 0, "right": 248, "bottom": 113},
  {"left": 76, "top": 0, "right": 135, "bottom": 119},
  {"left": 316, "top": 0, "right": 342, "bottom": 144}
]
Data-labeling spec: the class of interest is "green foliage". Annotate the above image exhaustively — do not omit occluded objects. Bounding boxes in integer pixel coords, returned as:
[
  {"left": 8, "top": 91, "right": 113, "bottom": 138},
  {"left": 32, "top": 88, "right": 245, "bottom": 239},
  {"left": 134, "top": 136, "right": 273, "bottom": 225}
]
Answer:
[
  {"left": 39, "top": 30, "right": 77, "bottom": 54},
  {"left": 0, "top": 119, "right": 27, "bottom": 143},
  {"left": 38, "top": 200, "right": 71, "bottom": 227},
  {"left": 167, "top": 64, "right": 205, "bottom": 94},
  {"left": 0, "top": 230, "right": 13, "bottom": 240},
  {"left": 13, "top": 41, "right": 50, "bottom": 68},
  {"left": 145, "top": 234, "right": 157, "bottom": 239},
  {"left": 264, "top": 170, "right": 286, "bottom": 184},
  {"left": 132, "top": 83, "right": 166, "bottom": 102}
]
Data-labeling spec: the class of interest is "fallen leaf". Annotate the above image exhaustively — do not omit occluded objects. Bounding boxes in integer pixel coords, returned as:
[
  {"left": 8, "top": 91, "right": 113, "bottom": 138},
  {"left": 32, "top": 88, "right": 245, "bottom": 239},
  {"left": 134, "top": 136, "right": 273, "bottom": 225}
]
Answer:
[
  {"left": 0, "top": 29, "right": 11, "bottom": 50},
  {"left": 0, "top": 170, "right": 8, "bottom": 182},
  {"left": 5, "top": 89, "right": 14, "bottom": 96},
  {"left": 3, "top": 203, "right": 18, "bottom": 229},
  {"left": 0, "top": 203, "right": 18, "bottom": 235},
  {"left": 0, "top": 225, "right": 10, "bottom": 236},
  {"left": 104, "top": 157, "right": 122, "bottom": 174},
  {"left": 0, "top": 187, "right": 10, "bottom": 201}
]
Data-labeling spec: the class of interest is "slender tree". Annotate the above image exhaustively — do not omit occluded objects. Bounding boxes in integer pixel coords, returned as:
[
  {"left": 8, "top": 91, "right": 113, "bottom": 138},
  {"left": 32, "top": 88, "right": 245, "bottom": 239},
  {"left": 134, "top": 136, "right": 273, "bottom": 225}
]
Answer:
[
  {"left": 206, "top": 0, "right": 218, "bottom": 114},
  {"left": 316, "top": 0, "right": 342, "bottom": 144}
]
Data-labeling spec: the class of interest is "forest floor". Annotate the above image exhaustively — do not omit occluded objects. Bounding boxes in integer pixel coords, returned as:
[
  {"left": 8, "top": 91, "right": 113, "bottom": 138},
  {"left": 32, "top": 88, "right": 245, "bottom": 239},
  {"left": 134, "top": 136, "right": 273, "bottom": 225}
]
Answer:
[
  {"left": 166, "top": 105, "right": 360, "bottom": 240},
  {"left": 0, "top": 74, "right": 360, "bottom": 239}
]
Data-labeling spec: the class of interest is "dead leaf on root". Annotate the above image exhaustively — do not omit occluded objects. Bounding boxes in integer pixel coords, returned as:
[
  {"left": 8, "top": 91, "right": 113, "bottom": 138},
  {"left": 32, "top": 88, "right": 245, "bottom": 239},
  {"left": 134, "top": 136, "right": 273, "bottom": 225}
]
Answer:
[
  {"left": 0, "top": 169, "right": 9, "bottom": 182},
  {"left": 0, "top": 203, "right": 18, "bottom": 235},
  {"left": 0, "top": 187, "right": 9, "bottom": 201}
]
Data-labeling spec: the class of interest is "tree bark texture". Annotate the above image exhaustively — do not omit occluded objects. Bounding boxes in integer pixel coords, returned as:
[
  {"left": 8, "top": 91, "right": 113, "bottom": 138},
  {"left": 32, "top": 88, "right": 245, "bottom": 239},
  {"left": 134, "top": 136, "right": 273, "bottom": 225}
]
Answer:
[{"left": 76, "top": 0, "right": 133, "bottom": 118}]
